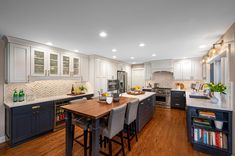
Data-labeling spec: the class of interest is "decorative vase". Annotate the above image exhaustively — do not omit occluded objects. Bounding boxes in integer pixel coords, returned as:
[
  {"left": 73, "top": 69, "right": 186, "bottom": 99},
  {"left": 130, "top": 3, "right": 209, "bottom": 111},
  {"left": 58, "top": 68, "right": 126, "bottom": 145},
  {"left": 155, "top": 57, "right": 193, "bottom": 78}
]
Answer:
[{"left": 213, "top": 92, "right": 222, "bottom": 105}]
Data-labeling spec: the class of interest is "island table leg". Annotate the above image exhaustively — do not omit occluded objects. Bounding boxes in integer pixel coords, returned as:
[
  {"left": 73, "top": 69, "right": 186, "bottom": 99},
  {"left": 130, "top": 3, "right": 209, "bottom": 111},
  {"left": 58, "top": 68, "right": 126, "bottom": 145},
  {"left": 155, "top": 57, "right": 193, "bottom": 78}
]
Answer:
[
  {"left": 91, "top": 119, "right": 100, "bottom": 156},
  {"left": 65, "top": 111, "right": 73, "bottom": 156}
]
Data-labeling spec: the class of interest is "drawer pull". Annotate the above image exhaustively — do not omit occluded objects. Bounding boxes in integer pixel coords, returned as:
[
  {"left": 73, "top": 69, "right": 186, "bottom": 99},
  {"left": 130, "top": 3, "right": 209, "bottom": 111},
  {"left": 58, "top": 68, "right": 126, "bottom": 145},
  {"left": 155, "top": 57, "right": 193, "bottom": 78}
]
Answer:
[
  {"left": 32, "top": 106, "right": 40, "bottom": 109},
  {"left": 175, "top": 103, "right": 180, "bottom": 106}
]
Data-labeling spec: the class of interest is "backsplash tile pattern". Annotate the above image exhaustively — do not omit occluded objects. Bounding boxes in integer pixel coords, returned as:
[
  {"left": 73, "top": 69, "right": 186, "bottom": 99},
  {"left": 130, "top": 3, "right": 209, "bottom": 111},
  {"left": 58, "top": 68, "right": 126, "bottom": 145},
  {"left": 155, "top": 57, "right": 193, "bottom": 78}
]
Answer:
[
  {"left": 151, "top": 72, "right": 174, "bottom": 88},
  {"left": 148, "top": 71, "right": 204, "bottom": 89},
  {"left": 4, "top": 80, "right": 93, "bottom": 102}
]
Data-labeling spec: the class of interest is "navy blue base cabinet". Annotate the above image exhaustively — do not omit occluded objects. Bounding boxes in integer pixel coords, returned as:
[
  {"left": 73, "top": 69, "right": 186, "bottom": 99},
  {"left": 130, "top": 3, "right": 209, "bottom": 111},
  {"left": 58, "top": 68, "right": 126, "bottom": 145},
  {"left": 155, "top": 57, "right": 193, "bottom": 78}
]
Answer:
[
  {"left": 186, "top": 106, "right": 232, "bottom": 156},
  {"left": 5, "top": 93, "right": 94, "bottom": 146},
  {"left": 5, "top": 102, "right": 54, "bottom": 146},
  {"left": 137, "top": 95, "right": 156, "bottom": 132}
]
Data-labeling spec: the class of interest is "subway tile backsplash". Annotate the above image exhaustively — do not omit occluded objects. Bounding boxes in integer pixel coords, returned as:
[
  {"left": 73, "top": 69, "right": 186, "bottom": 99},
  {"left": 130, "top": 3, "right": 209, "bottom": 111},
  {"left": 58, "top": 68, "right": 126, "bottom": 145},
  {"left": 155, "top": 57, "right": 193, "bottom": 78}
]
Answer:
[{"left": 4, "top": 80, "right": 93, "bottom": 102}]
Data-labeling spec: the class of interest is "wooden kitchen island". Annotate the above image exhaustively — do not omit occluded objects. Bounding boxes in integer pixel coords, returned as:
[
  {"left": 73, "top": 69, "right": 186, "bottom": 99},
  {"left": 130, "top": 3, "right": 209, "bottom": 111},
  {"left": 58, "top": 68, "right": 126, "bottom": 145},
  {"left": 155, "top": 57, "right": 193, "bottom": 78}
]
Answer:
[{"left": 61, "top": 92, "right": 156, "bottom": 156}]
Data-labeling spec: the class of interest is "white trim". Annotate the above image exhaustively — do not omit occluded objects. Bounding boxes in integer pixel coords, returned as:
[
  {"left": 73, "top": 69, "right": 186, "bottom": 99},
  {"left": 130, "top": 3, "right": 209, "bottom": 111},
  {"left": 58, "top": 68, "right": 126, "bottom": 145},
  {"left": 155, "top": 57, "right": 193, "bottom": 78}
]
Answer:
[{"left": 0, "top": 136, "right": 5, "bottom": 143}]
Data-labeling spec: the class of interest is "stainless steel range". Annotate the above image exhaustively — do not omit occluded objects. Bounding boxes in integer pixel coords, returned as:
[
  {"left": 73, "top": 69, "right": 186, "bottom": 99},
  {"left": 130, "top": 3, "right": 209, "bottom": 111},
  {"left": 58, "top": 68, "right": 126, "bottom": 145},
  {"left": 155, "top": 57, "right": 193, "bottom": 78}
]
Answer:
[{"left": 154, "top": 87, "right": 171, "bottom": 108}]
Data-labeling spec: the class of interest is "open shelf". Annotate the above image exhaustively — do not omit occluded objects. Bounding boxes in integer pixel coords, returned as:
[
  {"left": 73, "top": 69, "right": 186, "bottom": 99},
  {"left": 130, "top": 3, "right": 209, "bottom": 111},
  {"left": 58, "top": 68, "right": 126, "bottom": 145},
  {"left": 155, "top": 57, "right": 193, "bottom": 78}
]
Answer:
[
  {"left": 187, "top": 106, "right": 232, "bottom": 156},
  {"left": 193, "top": 141, "right": 228, "bottom": 152}
]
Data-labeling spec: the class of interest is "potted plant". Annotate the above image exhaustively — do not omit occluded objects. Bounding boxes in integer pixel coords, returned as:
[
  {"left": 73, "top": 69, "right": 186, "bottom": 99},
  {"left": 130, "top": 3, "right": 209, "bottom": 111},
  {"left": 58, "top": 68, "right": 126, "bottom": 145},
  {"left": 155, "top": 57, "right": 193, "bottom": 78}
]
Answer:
[
  {"left": 206, "top": 83, "right": 227, "bottom": 104},
  {"left": 79, "top": 84, "right": 88, "bottom": 94}
]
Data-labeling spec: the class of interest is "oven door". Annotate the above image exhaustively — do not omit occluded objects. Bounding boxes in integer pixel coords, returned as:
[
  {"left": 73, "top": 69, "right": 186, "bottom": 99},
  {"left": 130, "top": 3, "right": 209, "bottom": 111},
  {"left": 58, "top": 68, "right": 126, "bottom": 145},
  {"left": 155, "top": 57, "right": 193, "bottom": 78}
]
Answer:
[
  {"left": 156, "top": 95, "right": 170, "bottom": 108},
  {"left": 156, "top": 95, "right": 166, "bottom": 102}
]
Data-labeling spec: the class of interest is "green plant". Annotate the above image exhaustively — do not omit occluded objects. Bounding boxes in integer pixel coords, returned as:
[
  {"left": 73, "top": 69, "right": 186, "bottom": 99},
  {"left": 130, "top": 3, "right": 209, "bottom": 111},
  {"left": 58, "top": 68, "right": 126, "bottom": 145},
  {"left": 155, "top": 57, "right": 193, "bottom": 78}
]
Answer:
[
  {"left": 79, "top": 84, "right": 87, "bottom": 92},
  {"left": 206, "top": 83, "right": 227, "bottom": 94}
]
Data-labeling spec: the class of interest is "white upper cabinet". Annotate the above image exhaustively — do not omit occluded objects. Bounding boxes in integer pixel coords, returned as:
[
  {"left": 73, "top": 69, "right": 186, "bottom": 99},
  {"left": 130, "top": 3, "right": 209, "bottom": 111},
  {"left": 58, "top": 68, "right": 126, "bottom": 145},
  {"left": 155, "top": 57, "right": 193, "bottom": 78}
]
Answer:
[
  {"left": 31, "top": 47, "right": 60, "bottom": 77},
  {"left": 31, "top": 47, "right": 47, "bottom": 76},
  {"left": 191, "top": 58, "right": 202, "bottom": 80},
  {"left": 72, "top": 57, "right": 80, "bottom": 77},
  {"left": 173, "top": 61, "right": 183, "bottom": 80},
  {"left": 49, "top": 52, "right": 60, "bottom": 76},
  {"left": 95, "top": 59, "right": 109, "bottom": 78},
  {"left": 80, "top": 55, "right": 89, "bottom": 82},
  {"left": 182, "top": 60, "right": 192, "bottom": 80},
  {"left": 7, "top": 43, "right": 30, "bottom": 83},
  {"left": 61, "top": 53, "right": 80, "bottom": 77},
  {"left": 173, "top": 58, "right": 202, "bottom": 81},
  {"left": 144, "top": 63, "right": 152, "bottom": 80}
]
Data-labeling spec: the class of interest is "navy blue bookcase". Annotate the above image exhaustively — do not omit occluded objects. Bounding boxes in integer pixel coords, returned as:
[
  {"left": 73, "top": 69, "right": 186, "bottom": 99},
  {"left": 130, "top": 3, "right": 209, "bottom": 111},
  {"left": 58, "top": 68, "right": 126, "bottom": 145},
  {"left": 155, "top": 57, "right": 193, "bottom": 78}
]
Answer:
[{"left": 186, "top": 106, "right": 232, "bottom": 156}]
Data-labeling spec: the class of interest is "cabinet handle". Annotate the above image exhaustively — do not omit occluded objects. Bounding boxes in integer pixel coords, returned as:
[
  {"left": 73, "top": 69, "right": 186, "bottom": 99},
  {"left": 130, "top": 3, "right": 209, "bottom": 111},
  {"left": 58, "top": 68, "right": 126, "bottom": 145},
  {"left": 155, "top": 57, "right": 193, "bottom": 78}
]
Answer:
[
  {"left": 45, "top": 70, "right": 47, "bottom": 76},
  {"left": 48, "top": 70, "right": 50, "bottom": 76},
  {"left": 175, "top": 103, "right": 180, "bottom": 106},
  {"left": 32, "top": 106, "right": 40, "bottom": 109},
  {"left": 140, "top": 102, "right": 144, "bottom": 105}
]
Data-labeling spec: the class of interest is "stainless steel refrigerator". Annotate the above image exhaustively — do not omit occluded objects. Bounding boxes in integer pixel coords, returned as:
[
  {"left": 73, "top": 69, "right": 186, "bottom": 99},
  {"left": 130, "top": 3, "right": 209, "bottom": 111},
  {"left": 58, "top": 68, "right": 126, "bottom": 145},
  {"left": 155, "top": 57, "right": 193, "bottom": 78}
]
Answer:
[{"left": 117, "top": 71, "right": 127, "bottom": 93}]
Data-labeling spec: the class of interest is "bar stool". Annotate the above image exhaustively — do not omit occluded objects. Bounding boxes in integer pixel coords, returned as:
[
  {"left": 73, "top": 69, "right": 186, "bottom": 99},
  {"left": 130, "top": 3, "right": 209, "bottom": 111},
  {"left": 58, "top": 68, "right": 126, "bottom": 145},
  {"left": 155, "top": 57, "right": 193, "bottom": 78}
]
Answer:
[
  {"left": 70, "top": 98, "right": 92, "bottom": 156},
  {"left": 124, "top": 99, "right": 139, "bottom": 151},
  {"left": 99, "top": 104, "right": 127, "bottom": 156}
]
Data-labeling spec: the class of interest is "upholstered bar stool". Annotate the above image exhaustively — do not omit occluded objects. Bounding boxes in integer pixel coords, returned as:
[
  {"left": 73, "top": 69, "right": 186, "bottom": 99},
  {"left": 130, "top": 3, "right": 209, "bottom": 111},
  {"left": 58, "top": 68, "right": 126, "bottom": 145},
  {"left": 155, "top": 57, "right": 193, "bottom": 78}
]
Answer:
[
  {"left": 99, "top": 104, "right": 127, "bottom": 156},
  {"left": 69, "top": 98, "right": 92, "bottom": 156},
  {"left": 124, "top": 99, "right": 139, "bottom": 151}
]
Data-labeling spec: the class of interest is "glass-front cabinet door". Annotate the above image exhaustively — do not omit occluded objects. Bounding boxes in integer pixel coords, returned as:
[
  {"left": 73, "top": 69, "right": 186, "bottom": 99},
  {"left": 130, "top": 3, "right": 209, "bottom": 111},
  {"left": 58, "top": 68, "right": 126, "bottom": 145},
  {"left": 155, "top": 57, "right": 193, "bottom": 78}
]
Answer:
[
  {"left": 73, "top": 57, "right": 80, "bottom": 77},
  {"left": 62, "top": 55, "right": 71, "bottom": 76},
  {"left": 31, "top": 48, "right": 47, "bottom": 76},
  {"left": 49, "top": 52, "right": 60, "bottom": 76}
]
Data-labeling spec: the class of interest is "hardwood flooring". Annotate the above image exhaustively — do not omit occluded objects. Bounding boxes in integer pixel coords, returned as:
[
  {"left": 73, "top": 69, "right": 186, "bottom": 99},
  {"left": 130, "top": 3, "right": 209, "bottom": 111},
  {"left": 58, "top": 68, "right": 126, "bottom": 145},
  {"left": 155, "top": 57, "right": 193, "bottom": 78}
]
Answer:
[{"left": 0, "top": 107, "right": 208, "bottom": 156}]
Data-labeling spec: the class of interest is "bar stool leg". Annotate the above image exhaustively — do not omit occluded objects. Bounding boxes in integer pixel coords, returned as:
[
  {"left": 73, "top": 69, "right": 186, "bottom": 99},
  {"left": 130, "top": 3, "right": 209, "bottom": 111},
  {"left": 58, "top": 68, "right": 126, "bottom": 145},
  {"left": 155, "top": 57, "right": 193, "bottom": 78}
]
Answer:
[
  {"left": 84, "top": 129, "right": 88, "bottom": 156},
  {"left": 120, "top": 131, "right": 125, "bottom": 156},
  {"left": 108, "top": 139, "right": 112, "bottom": 156},
  {"left": 89, "top": 131, "right": 92, "bottom": 156},
  {"left": 134, "top": 120, "right": 138, "bottom": 142},
  {"left": 127, "top": 125, "right": 131, "bottom": 151}
]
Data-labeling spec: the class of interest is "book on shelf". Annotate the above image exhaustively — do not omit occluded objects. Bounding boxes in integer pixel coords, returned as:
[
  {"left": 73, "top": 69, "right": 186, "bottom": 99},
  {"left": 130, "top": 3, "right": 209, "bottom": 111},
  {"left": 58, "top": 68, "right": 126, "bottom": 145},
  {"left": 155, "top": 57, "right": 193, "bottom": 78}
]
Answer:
[
  {"left": 198, "top": 111, "right": 216, "bottom": 119},
  {"left": 193, "top": 118, "right": 210, "bottom": 126},
  {"left": 193, "top": 128, "right": 227, "bottom": 150}
]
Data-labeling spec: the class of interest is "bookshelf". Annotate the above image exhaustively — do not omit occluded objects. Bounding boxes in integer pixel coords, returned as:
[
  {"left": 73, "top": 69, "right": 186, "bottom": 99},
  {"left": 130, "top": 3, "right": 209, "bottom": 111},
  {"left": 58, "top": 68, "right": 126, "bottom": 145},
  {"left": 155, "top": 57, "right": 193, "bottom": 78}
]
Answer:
[{"left": 186, "top": 106, "right": 232, "bottom": 156}]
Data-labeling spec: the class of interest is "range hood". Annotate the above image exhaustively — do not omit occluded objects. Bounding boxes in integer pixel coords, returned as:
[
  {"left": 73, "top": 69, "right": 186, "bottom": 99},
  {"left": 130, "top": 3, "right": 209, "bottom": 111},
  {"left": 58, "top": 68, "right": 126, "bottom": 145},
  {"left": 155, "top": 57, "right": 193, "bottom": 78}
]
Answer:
[{"left": 151, "top": 60, "right": 173, "bottom": 73}]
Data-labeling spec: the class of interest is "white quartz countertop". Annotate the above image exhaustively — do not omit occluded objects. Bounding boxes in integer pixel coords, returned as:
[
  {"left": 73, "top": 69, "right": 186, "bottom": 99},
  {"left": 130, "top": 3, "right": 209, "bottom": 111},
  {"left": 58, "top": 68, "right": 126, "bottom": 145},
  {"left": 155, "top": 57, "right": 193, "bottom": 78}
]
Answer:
[
  {"left": 4, "top": 93, "right": 94, "bottom": 108},
  {"left": 186, "top": 92, "right": 233, "bottom": 111},
  {"left": 121, "top": 92, "right": 156, "bottom": 101}
]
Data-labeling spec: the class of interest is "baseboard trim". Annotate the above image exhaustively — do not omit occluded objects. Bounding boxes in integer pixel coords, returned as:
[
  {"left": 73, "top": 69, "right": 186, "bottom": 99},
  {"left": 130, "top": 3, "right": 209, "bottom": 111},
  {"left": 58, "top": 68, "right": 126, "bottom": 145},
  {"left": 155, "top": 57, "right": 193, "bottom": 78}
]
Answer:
[{"left": 0, "top": 136, "right": 6, "bottom": 143}]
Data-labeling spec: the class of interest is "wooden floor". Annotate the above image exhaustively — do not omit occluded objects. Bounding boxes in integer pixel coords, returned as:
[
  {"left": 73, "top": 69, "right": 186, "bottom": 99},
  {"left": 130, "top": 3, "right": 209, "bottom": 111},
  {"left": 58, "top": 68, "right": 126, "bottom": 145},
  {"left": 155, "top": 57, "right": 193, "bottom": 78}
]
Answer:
[{"left": 0, "top": 107, "right": 208, "bottom": 156}]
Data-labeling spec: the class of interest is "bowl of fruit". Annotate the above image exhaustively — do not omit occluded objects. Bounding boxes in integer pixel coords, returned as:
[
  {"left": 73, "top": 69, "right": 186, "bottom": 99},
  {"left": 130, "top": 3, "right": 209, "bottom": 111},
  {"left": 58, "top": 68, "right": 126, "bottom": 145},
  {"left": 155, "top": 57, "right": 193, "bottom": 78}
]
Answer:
[{"left": 99, "top": 92, "right": 110, "bottom": 101}]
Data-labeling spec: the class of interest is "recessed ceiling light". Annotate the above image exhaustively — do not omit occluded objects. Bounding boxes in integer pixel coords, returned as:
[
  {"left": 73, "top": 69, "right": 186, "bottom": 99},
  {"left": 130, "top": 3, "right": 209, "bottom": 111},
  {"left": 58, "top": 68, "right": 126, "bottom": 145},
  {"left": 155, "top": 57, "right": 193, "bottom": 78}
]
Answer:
[
  {"left": 74, "top": 49, "right": 79, "bottom": 52},
  {"left": 112, "top": 56, "right": 117, "bottom": 59},
  {"left": 183, "top": 57, "right": 187, "bottom": 59},
  {"left": 130, "top": 57, "right": 135, "bottom": 59},
  {"left": 199, "top": 45, "right": 206, "bottom": 49},
  {"left": 132, "top": 62, "right": 136, "bottom": 64},
  {"left": 46, "top": 42, "right": 53, "bottom": 46},
  {"left": 139, "top": 43, "right": 145, "bottom": 47},
  {"left": 99, "top": 32, "right": 107, "bottom": 38},
  {"left": 112, "top": 49, "right": 117, "bottom": 52},
  {"left": 152, "top": 53, "right": 156, "bottom": 57}
]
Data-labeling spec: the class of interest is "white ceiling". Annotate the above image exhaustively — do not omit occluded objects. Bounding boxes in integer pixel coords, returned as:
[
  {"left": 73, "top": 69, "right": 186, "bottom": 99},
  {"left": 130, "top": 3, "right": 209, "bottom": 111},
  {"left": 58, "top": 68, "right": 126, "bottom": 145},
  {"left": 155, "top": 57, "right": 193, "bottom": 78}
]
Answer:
[{"left": 0, "top": 0, "right": 235, "bottom": 64}]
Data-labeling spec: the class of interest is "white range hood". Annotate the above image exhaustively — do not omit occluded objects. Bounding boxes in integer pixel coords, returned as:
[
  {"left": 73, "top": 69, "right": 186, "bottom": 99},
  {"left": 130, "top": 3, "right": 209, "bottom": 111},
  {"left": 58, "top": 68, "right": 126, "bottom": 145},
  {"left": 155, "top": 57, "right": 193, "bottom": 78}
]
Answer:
[{"left": 151, "top": 59, "right": 173, "bottom": 73}]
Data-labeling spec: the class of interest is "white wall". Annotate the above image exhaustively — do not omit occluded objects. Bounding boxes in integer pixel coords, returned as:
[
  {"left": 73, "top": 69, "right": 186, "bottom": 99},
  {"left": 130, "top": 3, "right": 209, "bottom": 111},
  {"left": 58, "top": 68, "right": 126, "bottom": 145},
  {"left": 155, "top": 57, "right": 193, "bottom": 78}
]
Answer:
[{"left": 0, "top": 39, "right": 5, "bottom": 143}]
